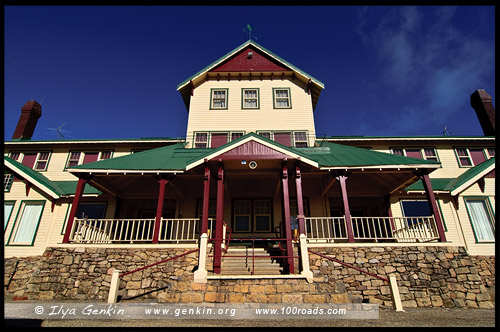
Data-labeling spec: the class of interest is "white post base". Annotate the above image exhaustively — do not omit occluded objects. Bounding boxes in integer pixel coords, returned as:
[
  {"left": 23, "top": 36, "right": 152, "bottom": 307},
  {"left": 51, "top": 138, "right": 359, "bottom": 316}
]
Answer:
[
  {"left": 299, "top": 234, "right": 314, "bottom": 283},
  {"left": 193, "top": 233, "right": 208, "bottom": 284},
  {"left": 389, "top": 275, "right": 404, "bottom": 312},
  {"left": 107, "top": 269, "right": 121, "bottom": 304}
]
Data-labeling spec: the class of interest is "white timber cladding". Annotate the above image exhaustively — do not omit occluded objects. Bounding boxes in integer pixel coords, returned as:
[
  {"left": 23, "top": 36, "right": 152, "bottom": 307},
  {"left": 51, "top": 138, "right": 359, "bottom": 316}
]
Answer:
[{"left": 185, "top": 78, "right": 316, "bottom": 147}]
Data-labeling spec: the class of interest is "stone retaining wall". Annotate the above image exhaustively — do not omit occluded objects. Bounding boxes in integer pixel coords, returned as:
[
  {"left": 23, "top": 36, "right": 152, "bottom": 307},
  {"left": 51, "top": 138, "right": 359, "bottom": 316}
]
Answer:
[{"left": 4, "top": 246, "right": 495, "bottom": 308}]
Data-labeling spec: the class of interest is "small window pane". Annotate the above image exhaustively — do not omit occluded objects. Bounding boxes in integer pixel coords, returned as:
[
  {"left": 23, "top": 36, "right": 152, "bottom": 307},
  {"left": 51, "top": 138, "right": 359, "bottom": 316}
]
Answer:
[
  {"left": 4, "top": 174, "right": 14, "bottom": 192},
  {"left": 100, "top": 151, "right": 112, "bottom": 160},
  {"left": 392, "top": 149, "right": 404, "bottom": 156}
]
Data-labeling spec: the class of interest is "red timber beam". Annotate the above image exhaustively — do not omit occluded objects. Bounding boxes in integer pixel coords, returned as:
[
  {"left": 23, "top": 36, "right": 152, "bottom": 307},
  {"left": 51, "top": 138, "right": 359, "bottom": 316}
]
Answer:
[
  {"left": 295, "top": 165, "right": 306, "bottom": 236},
  {"left": 62, "top": 175, "right": 92, "bottom": 243},
  {"left": 332, "top": 171, "right": 355, "bottom": 243},
  {"left": 213, "top": 161, "right": 225, "bottom": 274},
  {"left": 418, "top": 172, "right": 447, "bottom": 242},
  {"left": 282, "top": 159, "right": 295, "bottom": 274},
  {"left": 201, "top": 161, "right": 211, "bottom": 235},
  {"left": 152, "top": 175, "right": 173, "bottom": 244}
]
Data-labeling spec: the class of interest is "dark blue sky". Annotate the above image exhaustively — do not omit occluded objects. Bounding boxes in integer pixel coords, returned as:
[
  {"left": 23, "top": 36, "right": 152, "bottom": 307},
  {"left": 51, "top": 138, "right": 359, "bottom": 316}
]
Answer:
[{"left": 4, "top": 6, "right": 495, "bottom": 141}]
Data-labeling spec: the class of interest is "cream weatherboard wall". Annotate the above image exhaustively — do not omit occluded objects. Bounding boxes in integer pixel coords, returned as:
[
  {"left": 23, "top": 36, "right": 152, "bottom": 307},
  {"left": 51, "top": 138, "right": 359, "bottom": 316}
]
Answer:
[
  {"left": 456, "top": 178, "right": 495, "bottom": 256},
  {"left": 186, "top": 78, "right": 316, "bottom": 147},
  {"left": 4, "top": 181, "right": 55, "bottom": 257}
]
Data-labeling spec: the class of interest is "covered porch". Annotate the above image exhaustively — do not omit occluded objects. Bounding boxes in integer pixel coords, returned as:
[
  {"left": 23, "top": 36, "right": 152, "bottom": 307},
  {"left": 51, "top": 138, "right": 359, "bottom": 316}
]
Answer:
[{"left": 64, "top": 134, "right": 447, "bottom": 274}]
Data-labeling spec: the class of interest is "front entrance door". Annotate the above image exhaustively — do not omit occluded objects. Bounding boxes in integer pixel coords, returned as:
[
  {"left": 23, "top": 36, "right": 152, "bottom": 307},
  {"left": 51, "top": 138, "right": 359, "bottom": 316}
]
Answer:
[{"left": 233, "top": 199, "right": 272, "bottom": 233}]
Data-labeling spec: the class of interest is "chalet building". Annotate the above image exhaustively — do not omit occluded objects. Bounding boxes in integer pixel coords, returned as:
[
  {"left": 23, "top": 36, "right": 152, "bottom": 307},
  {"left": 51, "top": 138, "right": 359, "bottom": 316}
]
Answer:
[{"left": 4, "top": 40, "right": 495, "bottom": 307}]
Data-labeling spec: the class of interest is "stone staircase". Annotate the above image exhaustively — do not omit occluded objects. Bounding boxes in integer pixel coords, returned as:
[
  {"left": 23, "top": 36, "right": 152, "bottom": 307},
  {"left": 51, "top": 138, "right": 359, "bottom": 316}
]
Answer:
[{"left": 221, "top": 246, "right": 284, "bottom": 275}]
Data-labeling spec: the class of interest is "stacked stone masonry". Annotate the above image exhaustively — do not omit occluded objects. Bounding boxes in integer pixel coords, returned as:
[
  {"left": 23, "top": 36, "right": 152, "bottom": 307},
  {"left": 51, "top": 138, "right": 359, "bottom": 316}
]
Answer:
[{"left": 4, "top": 246, "right": 494, "bottom": 308}]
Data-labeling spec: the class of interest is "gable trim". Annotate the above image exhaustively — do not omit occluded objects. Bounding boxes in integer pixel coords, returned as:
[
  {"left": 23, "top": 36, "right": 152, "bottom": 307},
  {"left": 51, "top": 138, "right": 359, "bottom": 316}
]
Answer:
[
  {"left": 5, "top": 158, "right": 60, "bottom": 199},
  {"left": 185, "top": 135, "right": 319, "bottom": 171},
  {"left": 450, "top": 162, "right": 496, "bottom": 196}
]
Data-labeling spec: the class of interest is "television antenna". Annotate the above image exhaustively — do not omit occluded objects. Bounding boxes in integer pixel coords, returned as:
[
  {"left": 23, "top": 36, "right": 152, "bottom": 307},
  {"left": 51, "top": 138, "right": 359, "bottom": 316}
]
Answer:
[
  {"left": 243, "top": 24, "right": 258, "bottom": 41},
  {"left": 45, "top": 122, "right": 73, "bottom": 140},
  {"left": 442, "top": 125, "right": 451, "bottom": 136}
]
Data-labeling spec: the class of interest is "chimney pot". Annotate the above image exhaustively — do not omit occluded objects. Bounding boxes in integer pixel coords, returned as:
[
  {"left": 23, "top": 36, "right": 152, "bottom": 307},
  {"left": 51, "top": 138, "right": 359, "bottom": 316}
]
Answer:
[
  {"left": 12, "top": 100, "right": 42, "bottom": 140},
  {"left": 470, "top": 89, "right": 495, "bottom": 136}
]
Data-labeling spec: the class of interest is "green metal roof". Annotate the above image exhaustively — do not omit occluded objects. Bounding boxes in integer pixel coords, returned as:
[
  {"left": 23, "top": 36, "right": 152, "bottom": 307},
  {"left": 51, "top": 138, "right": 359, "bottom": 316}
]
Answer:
[
  {"left": 68, "top": 142, "right": 200, "bottom": 172},
  {"left": 177, "top": 40, "right": 325, "bottom": 90},
  {"left": 4, "top": 156, "right": 101, "bottom": 197},
  {"left": 450, "top": 157, "right": 495, "bottom": 195},
  {"left": 405, "top": 158, "right": 495, "bottom": 195},
  {"left": 405, "top": 178, "right": 458, "bottom": 192},
  {"left": 309, "top": 142, "right": 441, "bottom": 168},
  {"left": 68, "top": 133, "right": 441, "bottom": 173}
]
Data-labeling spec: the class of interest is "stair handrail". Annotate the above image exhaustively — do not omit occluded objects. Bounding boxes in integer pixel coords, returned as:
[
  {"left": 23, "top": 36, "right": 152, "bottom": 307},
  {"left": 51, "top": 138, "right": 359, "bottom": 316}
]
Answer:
[
  {"left": 307, "top": 249, "right": 389, "bottom": 283},
  {"left": 119, "top": 249, "right": 199, "bottom": 278}
]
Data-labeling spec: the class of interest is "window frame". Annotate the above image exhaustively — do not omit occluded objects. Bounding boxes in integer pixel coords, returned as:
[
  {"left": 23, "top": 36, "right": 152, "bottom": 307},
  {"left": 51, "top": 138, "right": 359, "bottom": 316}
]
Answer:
[
  {"left": 4, "top": 172, "right": 14, "bottom": 192},
  {"left": 8, "top": 151, "right": 52, "bottom": 171},
  {"left": 272, "top": 87, "right": 292, "bottom": 109},
  {"left": 210, "top": 88, "right": 229, "bottom": 110},
  {"left": 390, "top": 147, "right": 439, "bottom": 162},
  {"left": 4, "top": 201, "right": 16, "bottom": 230},
  {"left": 454, "top": 148, "right": 492, "bottom": 168},
  {"left": 7, "top": 200, "right": 45, "bottom": 246},
  {"left": 253, "top": 199, "right": 273, "bottom": 232},
  {"left": 399, "top": 198, "right": 446, "bottom": 229},
  {"left": 65, "top": 150, "right": 113, "bottom": 169},
  {"left": 194, "top": 132, "right": 209, "bottom": 149},
  {"left": 241, "top": 88, "right": 260, "bottom": 109},
  {"left": 463, "top": 197, "right": 495, "bottom": 243},
  {"left": 293, "top": 131, "right": 308, "bottom": 148}
]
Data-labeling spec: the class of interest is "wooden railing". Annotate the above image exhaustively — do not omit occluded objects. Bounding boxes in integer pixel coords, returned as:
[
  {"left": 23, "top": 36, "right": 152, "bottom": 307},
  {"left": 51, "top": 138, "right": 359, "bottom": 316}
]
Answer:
[
  {"left": 305, "top": 216, "right": 439, "bottom": 243},
  {"left": 69, "top": 218, "right": 214, "bottom": 244}
]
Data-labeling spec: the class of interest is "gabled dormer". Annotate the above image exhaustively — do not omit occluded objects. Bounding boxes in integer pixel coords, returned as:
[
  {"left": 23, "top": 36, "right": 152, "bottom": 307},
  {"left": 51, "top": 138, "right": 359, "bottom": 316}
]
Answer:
[{"left": 177, "top": 40, "right": 325, "bottom": 149}]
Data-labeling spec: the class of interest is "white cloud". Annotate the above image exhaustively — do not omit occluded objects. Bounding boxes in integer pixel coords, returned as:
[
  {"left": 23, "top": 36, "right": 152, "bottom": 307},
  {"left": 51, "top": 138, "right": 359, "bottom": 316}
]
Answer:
[{"left": 355, "top": 6, "right": 494, "bottom": 134}]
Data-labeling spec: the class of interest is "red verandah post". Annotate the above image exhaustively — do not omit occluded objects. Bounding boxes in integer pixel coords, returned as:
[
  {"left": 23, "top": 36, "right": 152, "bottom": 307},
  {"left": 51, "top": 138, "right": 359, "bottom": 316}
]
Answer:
[
  {"left": 295, "top": 165, "right": 306, "bottom": 236},
  {"left": 152, "top": 176, "right": 169, "bottom": 244},
  {"left": 214, "top": 162, "right": 224, "bottom": 274},
  {"left": 420, "top": 173, "right": 447, "bottom": 242},
  {"left": 201, "top": 163, "right": 211, "bottom": 234},
  {"left": 282, "top": 160, "right": 294, "bottom": 274},
  {"left": 337, "top": 172, "right": 355, "bottom": 243},
  {"left": 62, "top": 177, "right": 89, "bottom": 243}
]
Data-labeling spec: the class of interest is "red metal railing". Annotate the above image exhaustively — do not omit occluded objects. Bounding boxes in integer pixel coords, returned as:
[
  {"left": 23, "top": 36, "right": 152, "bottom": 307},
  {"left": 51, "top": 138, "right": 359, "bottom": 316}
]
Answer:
[
  {"left": 209, "top": 237, "right": 299, "bottom": 275},
  {"left": 307, "top": 249, "right": 389, "bottom": 283},
  {"left": 119, "top": 249, "right": 199, "bottom": 278}
]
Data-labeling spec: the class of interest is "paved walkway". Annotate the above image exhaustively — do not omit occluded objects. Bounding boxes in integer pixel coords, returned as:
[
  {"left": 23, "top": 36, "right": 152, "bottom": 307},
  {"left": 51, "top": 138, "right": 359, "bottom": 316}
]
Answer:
[{"left": 5, "top": 307, "right": 495, "bottom": 327}]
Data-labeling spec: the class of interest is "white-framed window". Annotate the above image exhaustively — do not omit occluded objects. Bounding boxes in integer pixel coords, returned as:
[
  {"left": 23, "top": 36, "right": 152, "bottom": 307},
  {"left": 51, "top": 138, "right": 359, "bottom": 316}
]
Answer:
[
  {"left": 231, "top": 132, "right": 244, "bottom": 141},
  {"left": 4, "top": 201, "right": 15, "bottom": 230},
  {"left": 454, "top": 148, "right": 492, "bottom": 167},
  {"left": 391, "top": 148, "right": 439, "bottom": 162},
  {"left": 242, "top": 88, "right": 259, "bottom": 109},
  {"left": 273, "top": 88, "right": 291, "bottom": 108},
  {"left": 9, "top": 151, "right": 52, "bottom": 171},
  {"left": 4, "top": 173, "right": 14, "bottom": 192},
  {"left": 464, "top": 198, "right": 495, "bottom": 242},
  {"left": 194, "top": 133, "right": 209, "bottom": 149},
  {"left": 294, "top": 131, "right": 308, "bottom": 148},
  {"left": 234, "top": 200, "right": 252, "bottom": 232},
  {"left": 66, "top": 151, "right": 113, "bottom": 169},
  {"left": 254, "top": 199, "right": 272, "bottom": 232},
  {"left": 210, "top": 89, "right": 228, "bottom": 109},
  {"left": 8, "top": 201, "right": 45, "bottom": 245},
  {"left": 257, "top": 131, "right": 272, "bottom": 140}
]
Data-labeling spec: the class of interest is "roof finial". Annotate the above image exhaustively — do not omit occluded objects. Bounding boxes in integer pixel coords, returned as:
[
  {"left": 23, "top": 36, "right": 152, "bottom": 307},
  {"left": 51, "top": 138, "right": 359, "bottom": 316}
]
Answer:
[{"left": 243, "top": 24, "right": 258, "bottom": 41}]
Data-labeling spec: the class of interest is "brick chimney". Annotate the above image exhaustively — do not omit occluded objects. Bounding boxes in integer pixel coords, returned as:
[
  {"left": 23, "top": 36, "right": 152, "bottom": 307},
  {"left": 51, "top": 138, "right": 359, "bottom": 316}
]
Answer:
[
  {"left": 12, "top": 100, "right": 42, "bottom": 140},
  {"left": 470, "top": 89, "right": 495, "bottom": 136}
]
